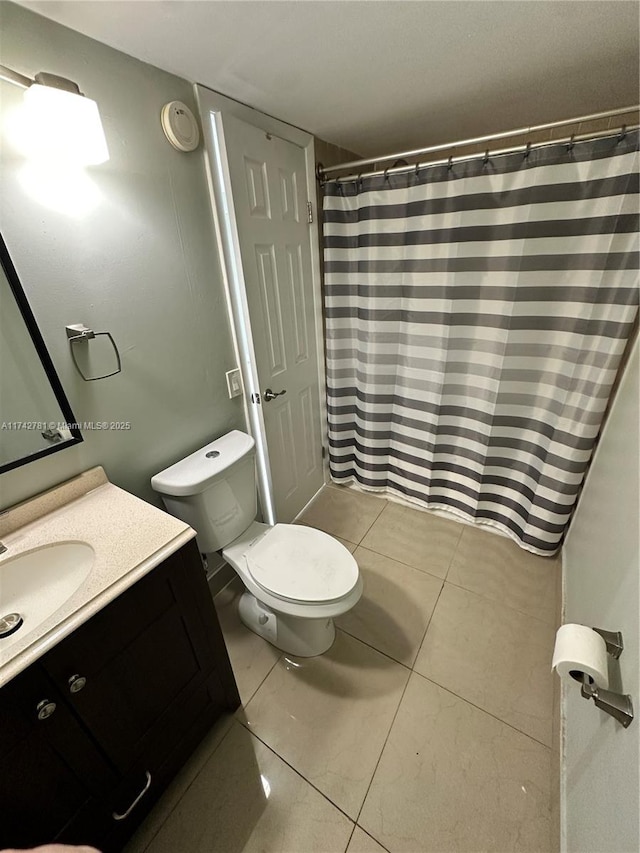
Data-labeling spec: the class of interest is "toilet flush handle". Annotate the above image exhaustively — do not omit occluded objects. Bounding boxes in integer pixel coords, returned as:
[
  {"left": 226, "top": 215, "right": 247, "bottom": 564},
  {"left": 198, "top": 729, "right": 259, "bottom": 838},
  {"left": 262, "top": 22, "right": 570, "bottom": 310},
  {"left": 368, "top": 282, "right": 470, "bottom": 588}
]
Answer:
[{"left": 263, "top": 388, "right": 287, "bottom": 402}]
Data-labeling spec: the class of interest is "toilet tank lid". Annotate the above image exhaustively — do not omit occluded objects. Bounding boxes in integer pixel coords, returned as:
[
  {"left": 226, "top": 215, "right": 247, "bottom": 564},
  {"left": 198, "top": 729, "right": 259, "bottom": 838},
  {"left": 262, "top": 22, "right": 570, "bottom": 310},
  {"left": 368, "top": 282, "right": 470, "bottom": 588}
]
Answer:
[{"left": 151, "top": 431, "right": 256, "bottom": 497}]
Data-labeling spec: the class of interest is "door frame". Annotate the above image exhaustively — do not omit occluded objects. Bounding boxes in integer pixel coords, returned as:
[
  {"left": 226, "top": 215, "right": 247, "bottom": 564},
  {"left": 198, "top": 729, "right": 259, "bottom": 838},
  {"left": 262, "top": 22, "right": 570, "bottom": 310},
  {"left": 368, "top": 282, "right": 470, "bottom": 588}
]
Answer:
[{"left": 195, "top": 84, "right": 328, "bottom": 525}]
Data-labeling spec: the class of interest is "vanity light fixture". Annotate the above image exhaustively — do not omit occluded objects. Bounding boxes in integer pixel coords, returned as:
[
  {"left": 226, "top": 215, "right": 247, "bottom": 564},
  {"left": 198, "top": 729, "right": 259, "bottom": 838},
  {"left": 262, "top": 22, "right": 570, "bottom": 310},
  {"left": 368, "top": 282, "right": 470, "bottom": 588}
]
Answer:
[{"left": 0, "top": 64, "right": 109, "bottom": 165}]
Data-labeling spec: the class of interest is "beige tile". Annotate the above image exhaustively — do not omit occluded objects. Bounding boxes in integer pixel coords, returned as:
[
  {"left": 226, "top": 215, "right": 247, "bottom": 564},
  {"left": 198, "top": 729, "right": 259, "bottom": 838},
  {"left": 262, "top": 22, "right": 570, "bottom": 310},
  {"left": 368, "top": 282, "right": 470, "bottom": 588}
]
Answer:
[
  {"left": 361, "top": 502, "right": 463, "bottom": 579},
  {"left": 447, "top": 525, "right": 560, "bottom": 623},
  {"left": 297, "top": 485, "right": 386, "bottom": 543},
  {"left": 337, "top": 547, "right": 442, "bottom": 666},
  {"left": 214, "top": 577, "right": 281, "bottom": 705},
  {"left": 242, "top": 630, "right": 410, "bottom": 818},
  {"left": 360, "top": 673, "right": 552, "bottom": 853},
  {"left": 414, "top": 584, "right": 555, "bottom": 745},
  {"left": 347, "top": 826, "right": 389, "bottom": 853},
  {"left": 334, "top": 535, "right": 358, "bottom": 553},
  {"left": 143, "top": 721, "right": 353, "bottom": 853},
  {"left": 125, "top": 712, "right": 235, "bottom": 852}
]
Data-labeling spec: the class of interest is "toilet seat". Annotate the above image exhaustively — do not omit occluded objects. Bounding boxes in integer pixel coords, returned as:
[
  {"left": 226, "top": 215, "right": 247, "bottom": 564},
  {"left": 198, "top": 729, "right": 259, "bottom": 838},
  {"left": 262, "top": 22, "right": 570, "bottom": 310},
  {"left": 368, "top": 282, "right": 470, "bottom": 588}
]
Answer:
[{"left": 245, "top": 523, "right": 359, "bottom": 604}]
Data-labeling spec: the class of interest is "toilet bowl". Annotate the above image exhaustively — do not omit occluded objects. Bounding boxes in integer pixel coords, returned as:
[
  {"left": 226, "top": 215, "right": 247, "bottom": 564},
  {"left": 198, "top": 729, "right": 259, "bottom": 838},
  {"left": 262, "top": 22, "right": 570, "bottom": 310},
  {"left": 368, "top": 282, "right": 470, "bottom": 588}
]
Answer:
[{"left": 151, "top": 430, "right": 362, "bottom": 656}]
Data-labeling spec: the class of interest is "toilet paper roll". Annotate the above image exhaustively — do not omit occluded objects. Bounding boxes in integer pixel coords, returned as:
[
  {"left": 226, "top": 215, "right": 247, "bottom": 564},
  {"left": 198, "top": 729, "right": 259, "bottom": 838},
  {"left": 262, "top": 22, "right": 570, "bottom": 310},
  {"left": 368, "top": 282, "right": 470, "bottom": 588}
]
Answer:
[{"left": 552, "top": 623, "right": 609, "bottom": 689}]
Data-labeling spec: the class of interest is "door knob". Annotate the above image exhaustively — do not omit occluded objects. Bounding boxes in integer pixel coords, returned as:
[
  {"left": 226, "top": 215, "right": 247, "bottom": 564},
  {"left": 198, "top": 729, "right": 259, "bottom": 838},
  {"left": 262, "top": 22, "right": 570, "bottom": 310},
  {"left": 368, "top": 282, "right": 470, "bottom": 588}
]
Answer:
[{"left": 263, "top": 388, "right": 287, "bottom": 402}]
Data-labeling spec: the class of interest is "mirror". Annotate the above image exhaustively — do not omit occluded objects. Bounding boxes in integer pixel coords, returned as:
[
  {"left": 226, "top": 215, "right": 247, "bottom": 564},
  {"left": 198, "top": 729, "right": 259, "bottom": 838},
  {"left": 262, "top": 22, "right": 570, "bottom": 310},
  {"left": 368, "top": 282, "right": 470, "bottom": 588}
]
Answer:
[{"left": 0, "top": 232, "right": 82, "bottom": 473}]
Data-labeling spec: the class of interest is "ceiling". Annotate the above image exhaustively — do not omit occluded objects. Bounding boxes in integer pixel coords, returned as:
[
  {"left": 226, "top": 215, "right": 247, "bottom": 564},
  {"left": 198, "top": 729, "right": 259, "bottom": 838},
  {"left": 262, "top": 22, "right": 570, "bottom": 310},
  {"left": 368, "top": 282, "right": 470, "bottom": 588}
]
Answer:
[{"left": 18, "top": 0, "right": 640, "bottom": 158}]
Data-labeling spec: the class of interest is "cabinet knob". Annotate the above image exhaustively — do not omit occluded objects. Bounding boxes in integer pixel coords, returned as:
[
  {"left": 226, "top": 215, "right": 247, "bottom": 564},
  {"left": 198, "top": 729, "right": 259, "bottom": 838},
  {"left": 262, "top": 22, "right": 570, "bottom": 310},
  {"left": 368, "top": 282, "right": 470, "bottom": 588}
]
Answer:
[
  {"left": 36, "top": 699, "right": 57, "bottom": 721},
  {"left": 68, "top": 674, "right": 87, "bottom": 694}
]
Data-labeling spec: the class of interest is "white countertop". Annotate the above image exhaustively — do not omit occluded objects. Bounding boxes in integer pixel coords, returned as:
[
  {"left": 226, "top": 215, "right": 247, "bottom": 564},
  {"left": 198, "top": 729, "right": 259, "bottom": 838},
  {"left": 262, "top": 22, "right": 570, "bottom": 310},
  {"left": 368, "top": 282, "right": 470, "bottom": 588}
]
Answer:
[{"left": 0, "top": 467, "right": 195, "bottom": 687}]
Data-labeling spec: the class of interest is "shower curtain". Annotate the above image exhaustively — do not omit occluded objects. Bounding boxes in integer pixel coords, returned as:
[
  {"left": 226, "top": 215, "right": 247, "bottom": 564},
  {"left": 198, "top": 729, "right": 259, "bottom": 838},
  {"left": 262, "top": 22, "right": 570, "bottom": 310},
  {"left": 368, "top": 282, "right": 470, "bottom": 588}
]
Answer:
[{"left": 323, "top": 132, "right": 639, "bottom": 555}]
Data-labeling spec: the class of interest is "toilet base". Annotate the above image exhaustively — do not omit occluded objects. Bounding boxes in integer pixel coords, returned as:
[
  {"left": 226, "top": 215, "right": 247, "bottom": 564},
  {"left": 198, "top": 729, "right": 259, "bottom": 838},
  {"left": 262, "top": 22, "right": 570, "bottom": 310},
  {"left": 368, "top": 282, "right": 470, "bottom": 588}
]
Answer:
[{"left": 237, "top": 591, "right": 336, "bottom": 657}]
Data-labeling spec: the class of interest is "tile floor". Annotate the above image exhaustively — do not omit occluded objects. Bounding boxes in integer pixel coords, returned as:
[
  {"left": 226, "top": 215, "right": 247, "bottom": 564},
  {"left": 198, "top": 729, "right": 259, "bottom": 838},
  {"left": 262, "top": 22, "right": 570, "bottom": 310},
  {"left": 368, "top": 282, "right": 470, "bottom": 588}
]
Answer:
[{"left": 127, "top": 484, "right": 560, "bottom": 853}]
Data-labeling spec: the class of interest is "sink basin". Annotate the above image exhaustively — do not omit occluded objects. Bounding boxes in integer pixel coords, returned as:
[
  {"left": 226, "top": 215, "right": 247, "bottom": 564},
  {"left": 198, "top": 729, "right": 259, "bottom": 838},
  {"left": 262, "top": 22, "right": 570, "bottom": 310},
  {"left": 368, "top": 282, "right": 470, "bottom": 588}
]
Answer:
[{"left": 0, "top": 542, "right": 94, "bottom": 649}]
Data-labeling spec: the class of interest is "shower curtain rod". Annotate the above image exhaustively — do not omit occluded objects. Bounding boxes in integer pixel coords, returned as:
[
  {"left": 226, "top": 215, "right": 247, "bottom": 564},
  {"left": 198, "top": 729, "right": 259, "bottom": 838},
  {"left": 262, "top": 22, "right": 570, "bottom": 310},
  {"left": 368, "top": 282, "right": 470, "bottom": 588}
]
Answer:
[{"left": 318, "top": 104, "right": 639, "bottom": 183}]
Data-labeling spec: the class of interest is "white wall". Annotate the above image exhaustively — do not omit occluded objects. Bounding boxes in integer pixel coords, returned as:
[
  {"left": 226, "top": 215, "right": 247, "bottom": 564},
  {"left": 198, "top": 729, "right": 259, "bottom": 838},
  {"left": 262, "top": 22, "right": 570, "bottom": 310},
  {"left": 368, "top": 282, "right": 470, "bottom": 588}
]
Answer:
[
  {"left": 0, "top": 2, "right": 243, "bottom": 508},
  {"left": 561, "top": 338, "right": 639, "bottom": 852}
]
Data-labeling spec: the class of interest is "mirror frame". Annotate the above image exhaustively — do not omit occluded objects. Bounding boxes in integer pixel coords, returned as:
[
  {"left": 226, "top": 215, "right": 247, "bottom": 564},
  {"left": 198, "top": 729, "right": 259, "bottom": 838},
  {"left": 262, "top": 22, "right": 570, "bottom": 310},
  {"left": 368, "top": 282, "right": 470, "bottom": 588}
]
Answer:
[{"left": 0, "top": 232, "right": 83, "bottom": 474}]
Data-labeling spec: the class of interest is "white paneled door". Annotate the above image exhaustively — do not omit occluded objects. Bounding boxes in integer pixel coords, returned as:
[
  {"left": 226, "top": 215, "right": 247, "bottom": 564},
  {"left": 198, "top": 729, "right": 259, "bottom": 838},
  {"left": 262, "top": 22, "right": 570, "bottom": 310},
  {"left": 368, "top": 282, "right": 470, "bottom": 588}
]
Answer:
[{"left": 220, "top": 113, "right": 324, "bottom": 522}]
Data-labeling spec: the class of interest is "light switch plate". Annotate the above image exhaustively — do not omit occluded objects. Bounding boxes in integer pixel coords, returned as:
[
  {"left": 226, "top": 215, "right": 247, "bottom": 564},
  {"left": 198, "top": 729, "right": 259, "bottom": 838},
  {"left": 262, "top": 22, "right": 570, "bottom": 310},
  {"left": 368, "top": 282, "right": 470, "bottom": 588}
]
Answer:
[{"left": 225, "top": 368, "right": 243, "bottom": 399}]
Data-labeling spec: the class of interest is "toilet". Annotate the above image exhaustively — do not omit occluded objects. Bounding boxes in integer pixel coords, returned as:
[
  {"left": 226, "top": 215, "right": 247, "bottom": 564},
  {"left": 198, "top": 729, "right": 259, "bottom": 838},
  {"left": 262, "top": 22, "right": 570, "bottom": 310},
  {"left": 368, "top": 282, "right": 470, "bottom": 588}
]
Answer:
[{"left": 151, "top": 430, "right": 362, "bottom": 656}]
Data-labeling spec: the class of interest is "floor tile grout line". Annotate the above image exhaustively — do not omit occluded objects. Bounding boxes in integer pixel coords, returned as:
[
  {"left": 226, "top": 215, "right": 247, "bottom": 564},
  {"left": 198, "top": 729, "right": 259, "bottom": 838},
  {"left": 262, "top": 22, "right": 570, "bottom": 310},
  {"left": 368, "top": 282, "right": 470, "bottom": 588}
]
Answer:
[
  {"left": 353, "top": 658, "right": 413, "bottom": 830},
  {"left": 409, "top": 667, "right": 554, "bottom": 751},
  {"left": 307, "top": 482, "right": 388, "bottom": 546},
  {"left": 240, "top": 649, "right": 283, "bottom": 707},
  {"left": 354, "top": 824, "right": 392, "bottom": 853},
  {"left": 353, "top": 497, "right": 388, "bottom": 545},
  {"left": 312, "top": 483, "right": 464, "bottom": 575},
  {"left": 236, "top": 628, "right": 410, "bottom": 835},
  {"left": 234, "top": 715, "right": 360, "bottom": 825},
  {"left": 353, "top": 541, "right": 450, "bottom": 584},
  {"left": 333, "top": 626, "right": 413, "bottom": 672},
  {"left": 337, "top": 576, "right": 553, "bottom": 748},
  {"left": 442, "top": 522, "right": 466, "bottom": 580},
  {"left": 344, "top": 823, "right": 357, "bottom": 852},
  {"left": 409, "top": 575, "right": 448, "bottom": 668},
  {"left": 443, "top": 576, "right": 559, "bottom": 627},
  {"left": 335, "top": 571, "right": 444, "bottom": 670},
  {"left": 132, "top": 713, "right": 238, "bottom": 853}
]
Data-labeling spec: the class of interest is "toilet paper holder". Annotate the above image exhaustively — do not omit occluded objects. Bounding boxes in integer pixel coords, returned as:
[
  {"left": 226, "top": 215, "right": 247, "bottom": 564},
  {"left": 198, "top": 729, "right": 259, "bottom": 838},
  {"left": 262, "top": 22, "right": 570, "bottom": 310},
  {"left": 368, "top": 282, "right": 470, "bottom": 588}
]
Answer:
[
  {"left": 580, "top": 675, "right": 634, "bottom": 728},
  {"left": 591, "top": 627, "right": 623, "bottom": 659},
  {"left": 578, "top": 627, "right": 633, "bottom": 728}
]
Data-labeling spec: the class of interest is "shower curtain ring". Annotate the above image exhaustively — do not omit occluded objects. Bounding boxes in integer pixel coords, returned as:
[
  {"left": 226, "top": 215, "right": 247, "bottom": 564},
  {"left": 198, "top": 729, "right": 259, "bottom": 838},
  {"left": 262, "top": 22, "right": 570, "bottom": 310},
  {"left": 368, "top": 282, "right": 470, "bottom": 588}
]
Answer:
[
  {"left": 524, "top": 141, "right": 532, "bottom": 159},
  {"left": 415, "top": 162, "right": 420, "bottom": 178},
  {"left": 618, "top": 124, "right": 627, "bottom": 142},
  {"left": 357, "top": 172, "right": 363, "bottom": 189},
  {"left": 383, "top": 166, "right": 390, "bottom": 181},
  {"left": 567, "top": 134, "right": 575, "bottom": 152},
  {"left": 483, "top": 149, "right": 490, "bottom": 165},
  {"left": 447, "top": 155, "right": 453, "bottom": 171}
]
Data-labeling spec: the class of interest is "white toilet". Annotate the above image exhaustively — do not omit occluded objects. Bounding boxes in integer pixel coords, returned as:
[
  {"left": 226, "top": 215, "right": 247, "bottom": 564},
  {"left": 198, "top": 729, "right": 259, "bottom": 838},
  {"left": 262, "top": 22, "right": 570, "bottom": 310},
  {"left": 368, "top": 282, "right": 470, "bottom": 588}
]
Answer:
[{"left": 151, "top": 430, "right": 362, "bottom": 656}]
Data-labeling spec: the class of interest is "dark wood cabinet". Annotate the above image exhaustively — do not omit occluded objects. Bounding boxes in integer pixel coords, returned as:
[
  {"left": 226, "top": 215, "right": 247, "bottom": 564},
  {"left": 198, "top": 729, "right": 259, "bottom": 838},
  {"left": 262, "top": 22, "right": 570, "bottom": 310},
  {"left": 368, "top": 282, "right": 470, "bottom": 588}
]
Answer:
[
  {"left": 0, "top": 665, "right": 117, "bottom": 849},
  {"left": 0, "top": 540, "right": 240, "bottom": 852}
]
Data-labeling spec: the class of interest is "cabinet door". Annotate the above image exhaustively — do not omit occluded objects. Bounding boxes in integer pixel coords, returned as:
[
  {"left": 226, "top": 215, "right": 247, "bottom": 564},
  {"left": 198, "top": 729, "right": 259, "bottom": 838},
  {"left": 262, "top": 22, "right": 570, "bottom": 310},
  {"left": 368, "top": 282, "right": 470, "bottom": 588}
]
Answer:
[
  {"left": 0, "top": 665, "right": 116, "bottom": 850},
  {"left": 42, "top": 542, "right": 233, "bottom": 774}
]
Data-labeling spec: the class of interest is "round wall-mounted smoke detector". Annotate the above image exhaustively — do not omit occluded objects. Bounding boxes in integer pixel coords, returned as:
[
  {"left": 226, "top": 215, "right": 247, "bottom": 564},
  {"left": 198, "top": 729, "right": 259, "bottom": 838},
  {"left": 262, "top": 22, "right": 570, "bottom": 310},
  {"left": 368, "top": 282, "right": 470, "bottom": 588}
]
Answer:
[{"left": 161, "top": 101, "right": 200, "bottom": 152}]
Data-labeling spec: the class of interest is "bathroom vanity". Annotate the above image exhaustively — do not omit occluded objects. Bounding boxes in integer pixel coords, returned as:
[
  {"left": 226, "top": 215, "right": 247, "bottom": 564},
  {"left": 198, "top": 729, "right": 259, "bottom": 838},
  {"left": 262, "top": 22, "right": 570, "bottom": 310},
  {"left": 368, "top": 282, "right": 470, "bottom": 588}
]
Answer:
[{"left": 0, "top": 468, "right": 240, "bottom": 851}]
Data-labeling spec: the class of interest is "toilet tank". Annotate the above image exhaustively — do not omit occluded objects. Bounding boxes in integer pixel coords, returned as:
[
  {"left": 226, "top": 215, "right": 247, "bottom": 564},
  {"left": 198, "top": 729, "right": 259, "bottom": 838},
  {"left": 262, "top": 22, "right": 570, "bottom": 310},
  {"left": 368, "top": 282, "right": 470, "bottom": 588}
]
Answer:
[{"left": 151, "top": 431, "right": 257, "bottom": 553}]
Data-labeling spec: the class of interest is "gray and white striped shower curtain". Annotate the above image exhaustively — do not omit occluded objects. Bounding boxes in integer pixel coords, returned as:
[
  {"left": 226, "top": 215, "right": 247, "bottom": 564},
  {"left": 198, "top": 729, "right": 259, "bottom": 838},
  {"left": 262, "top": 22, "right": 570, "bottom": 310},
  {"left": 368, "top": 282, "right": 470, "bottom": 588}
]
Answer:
[{"left": 323, "top": 133, "right": 639, "bottom": 555}]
